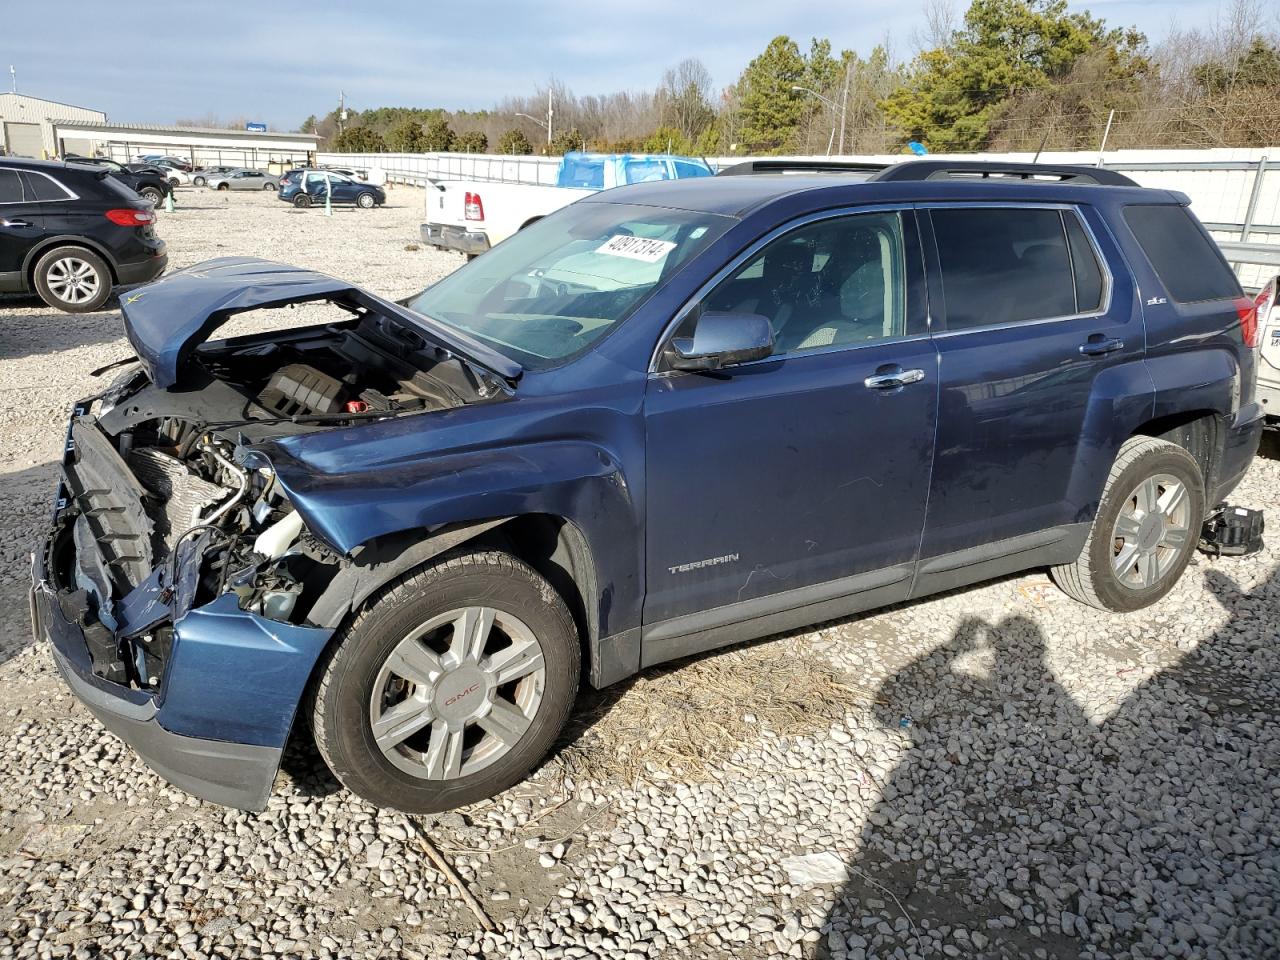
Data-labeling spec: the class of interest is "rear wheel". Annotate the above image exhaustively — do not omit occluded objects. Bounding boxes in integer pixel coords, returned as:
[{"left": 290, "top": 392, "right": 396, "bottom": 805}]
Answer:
[
  {"left": 293, "top": 193, "right": 312, "bottom": 207},
  {"left": 193, "top": 175, "right": 206, "bottom": 187},
  {"left": 310, "top": 549, "right": 580, "bottom": 813},
  {"left": 263, "top": 182, "right": 277, "bottom": 191},
  {"left": 1051, "top": 436, "right": 1204, "bottom": 612},
  {"left": 356, "top": 191, "right": 376, "bottom": 209},
  {"left": 32, "top": 246, "right": 112, "bottom": 313}
]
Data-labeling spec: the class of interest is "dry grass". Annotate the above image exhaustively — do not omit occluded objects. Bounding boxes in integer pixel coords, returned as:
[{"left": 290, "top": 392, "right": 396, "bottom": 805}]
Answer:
[{"left": 556, "top": 638, "right": 871, "bottom": 785}]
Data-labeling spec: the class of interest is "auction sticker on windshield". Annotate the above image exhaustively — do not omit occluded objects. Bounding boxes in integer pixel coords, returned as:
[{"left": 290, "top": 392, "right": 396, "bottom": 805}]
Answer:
[{"left": 596, "top": 235, "right": 677, "bottom": 262}]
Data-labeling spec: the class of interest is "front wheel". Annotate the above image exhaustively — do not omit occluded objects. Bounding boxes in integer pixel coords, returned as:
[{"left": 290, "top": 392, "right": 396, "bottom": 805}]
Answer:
[
  {"left": 32, "top": 246, "right": 112, "bottom": 313},
  {"left": 193, "top": 176, "right": 206, "bottom": 187},
  {"left": 139, "top": 185, "right": 164, "bottom": 205},
  {"left": 293, "top": 193, "right": 312, "bottom": 207},
  {"left": 264, "top": 182, "right": 277, "bottom": 191},
  {"left": 356, "top": 191, "right": 375, "bottom": 209},
  {"left": 1051, "top": 436, "right": 1204, "bottom": 612},
  {"left": 310, "top": 550, "right": 580, "bottom": 813},
  {"left": 217, "top": 183, "right": 229, "bottom": 191}
]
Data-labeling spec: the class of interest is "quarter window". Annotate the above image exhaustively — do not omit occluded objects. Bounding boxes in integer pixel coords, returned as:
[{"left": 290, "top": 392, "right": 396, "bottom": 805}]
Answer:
[
  {"left": 24, "top": 173, "right": 70, "bottom": 201},
  {"left": 930, "top": 207, "right": 1102, "bottom": 330},
  {"left": 1123, "top": 204, "right": 1241, "bottom": 303},
  {"left": 696, "top": 211, "right": 909, "bottom": 357}
]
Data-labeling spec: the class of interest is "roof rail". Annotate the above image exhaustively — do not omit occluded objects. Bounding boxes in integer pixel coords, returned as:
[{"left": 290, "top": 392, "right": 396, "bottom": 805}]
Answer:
[
  {"left": 716, "top": 159, "right": 890, "bottom": 177},
  {"left": 869, "top": 160, "right": 1137, "bottom": 186}
]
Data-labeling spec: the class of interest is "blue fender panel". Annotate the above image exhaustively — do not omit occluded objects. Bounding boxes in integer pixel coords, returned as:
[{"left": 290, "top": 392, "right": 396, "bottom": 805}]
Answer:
[
  {"left": 1145, "top": 348, "right": 1237, "bottom": 421},
  {"left": 157, "top": 595, "right": 333, "bottom": 747},
  {"left": 1063, "top": 360, "right": 1155, "bottom": 523}
]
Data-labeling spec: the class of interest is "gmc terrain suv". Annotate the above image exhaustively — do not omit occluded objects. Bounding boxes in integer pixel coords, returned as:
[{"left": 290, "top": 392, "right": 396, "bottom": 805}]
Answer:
[
  {"left": 0, "top": 157, "right": 168, "bottom": 312},
  {"left": 31, "top": 161, "right": 1263, "bottom": 813}
]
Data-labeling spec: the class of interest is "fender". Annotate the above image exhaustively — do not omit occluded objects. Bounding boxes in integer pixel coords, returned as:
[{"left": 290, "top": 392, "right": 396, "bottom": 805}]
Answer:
[
  {"left": 263, "top": 438, "right": 643, "bottom": 640},
  {"left": 21, "top": 234, "right": 120, "bottom": 281},
  {"left": 1064, "top": 348, "right": 1238, "bottom": 526}
]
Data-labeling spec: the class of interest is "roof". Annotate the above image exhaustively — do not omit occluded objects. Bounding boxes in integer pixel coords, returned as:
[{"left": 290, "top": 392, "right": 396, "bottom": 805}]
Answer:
[
  {"left": 0, "top": 92, "right": 105, "bottom": 115},
  {"left": 584, "top": 168, "right": 1168, "bottom": 218},
  {"left": 52, "top": 121, "right": 321, "bottom": 142}
]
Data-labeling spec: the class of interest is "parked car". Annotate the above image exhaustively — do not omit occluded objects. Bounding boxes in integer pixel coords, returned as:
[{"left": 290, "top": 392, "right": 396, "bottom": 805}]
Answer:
[
  {"left": 192, "top": 166, "right": 238, "bottom": 187},
  {"left": 31, "top": 161, "right": 1263, "bottom": 813},
  {"left": 320, "top": 165, "right": 366, "bottom": 180},
  {"left": 423, "top": 151, "right": 713, "bottom": 257},
  {"left": 207, "top": 169, "right": 280, "bottom": 192},
  {"left": 280, "top": 170, "right": 384, "bottom": 208},
  {"left": 62, "top": 156, "right": 171, "bottom": 206},
  {"left": 136, "top": 155, "right": 192, "bottom": 172},
  {"left": 0, "top": 157, "right": 166, "bottom": 311}
]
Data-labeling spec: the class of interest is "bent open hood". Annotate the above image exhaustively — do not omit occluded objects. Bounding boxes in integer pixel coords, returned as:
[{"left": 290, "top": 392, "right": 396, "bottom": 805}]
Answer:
[{"left": 122, "top": 257, "right": 522, "bottom": 388}]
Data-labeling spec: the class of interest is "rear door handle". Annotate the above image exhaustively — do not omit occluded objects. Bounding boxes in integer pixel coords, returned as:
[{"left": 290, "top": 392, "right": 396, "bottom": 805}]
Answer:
[
  {"left": 864, "top": 367, "right": 926, "bottom": 390},
  {"left": 0, "top": 219, "right": 32, "bottom": 228},
  {"left": 1079, "top": 336, "right": 1124, "bottom": 356}
]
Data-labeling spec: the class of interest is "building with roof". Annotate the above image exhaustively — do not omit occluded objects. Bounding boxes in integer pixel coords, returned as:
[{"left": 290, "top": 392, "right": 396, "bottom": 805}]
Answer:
[
  {"left": 0, "top": 93, "right": 106, "bottom": 158},
  {"left": 52, "top": 121, "right": 320, "bottom": 171}
]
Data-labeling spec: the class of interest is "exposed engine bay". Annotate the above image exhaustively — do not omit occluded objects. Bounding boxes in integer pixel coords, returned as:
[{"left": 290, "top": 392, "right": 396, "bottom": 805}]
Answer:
[{"left": 42, "top": 308, "right": 509, "bottom": 692}]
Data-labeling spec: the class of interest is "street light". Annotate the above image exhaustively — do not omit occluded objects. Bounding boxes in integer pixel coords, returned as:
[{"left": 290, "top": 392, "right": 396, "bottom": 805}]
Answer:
[
  {"left": 792, "top": 84, "right": 847, "bottom": 156},
  {"left": 515, "top": 90, "right": 554, "bottom": 146}
]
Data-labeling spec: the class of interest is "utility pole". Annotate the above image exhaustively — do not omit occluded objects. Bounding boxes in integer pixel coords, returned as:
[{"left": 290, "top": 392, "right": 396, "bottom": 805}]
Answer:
[
  {"left": 838, "top": 61, "right": 851, "bottom": 156},
  {"left": 338, "top": 91, "right": 347, "bottom": 137},
  {"left": 546, "top": 89, "right": 554, "bottom": 147},
  {"left": 9, "top": 65, "right": 15, "bottom": 95}
]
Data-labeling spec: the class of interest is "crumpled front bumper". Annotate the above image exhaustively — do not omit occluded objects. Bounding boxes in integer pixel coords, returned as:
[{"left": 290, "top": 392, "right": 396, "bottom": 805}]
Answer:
[
  {"left": 420, "top": 222, "right": 490, "bottom": 256},
  {"left": 31, "top": 543, "right": 333, "bottom": 812}
]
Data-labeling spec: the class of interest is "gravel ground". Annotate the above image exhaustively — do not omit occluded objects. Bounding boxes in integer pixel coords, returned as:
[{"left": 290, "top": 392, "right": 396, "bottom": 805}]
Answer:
[{"left": 0, "top": 186, "right": 1277, "bottom": 960}]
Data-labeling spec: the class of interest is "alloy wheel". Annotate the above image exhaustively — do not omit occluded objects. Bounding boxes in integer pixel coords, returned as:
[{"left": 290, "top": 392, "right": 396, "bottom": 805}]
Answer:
[
  {"left": 368, "top": 606, "right": 546, "bottom": 780},
  {"left": 45, "top": 257, "right": 102, "bottom": 306},
  {"left": 1110, "top": 473, "right": 1192, "bottom": 589}
]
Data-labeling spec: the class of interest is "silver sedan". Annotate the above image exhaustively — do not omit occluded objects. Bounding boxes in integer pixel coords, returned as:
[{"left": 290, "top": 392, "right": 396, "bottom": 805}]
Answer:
[{"left": 206, "top": 169, "right": 281, "bottom": 192}]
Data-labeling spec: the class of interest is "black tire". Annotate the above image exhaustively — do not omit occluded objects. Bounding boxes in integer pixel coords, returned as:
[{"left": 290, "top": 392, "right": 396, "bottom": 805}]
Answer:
[
  {"left": 1051, "top": 436, "right": 1204, "bottom": 612},
  {"left": 264, "top": 182, "right": 277, "bottom": 191},
  {"left": 293, "top": 193, "right": 312, "bottom": 208},
  {"left": 193, "top": 176, "right": 206, "bottom": 187},
  {"left": 168, "top": 177, "right": 180, "bottom": 188},
  {"left": 217, "top": 183, "right": 229, "bottom": 191},
  {"left": 356, "top": 191, "right": 376, "bottom": 209},
  {"left": 32, "top": 245, "right": 113, "bottom": 313},
  {"left": 310, "top": 549, "right": 580, "bottom": 813},
  {"left": 138, "top": 185, "right": 164, "bottom": 205}
]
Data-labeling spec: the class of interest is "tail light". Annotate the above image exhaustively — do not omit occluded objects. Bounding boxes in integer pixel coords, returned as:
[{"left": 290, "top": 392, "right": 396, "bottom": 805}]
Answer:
[
  {"left": 1250, "top": 278, "right": 1277, "bottom": 349},
  {"left": 1235, "top": 295, "right": 1260, "bottom": 349},
  {"left": 105, "top": 208, "right": 155, "bottom": 227},
  {"left": 464, "top": 191, "right": 484, "bottom": 221}
]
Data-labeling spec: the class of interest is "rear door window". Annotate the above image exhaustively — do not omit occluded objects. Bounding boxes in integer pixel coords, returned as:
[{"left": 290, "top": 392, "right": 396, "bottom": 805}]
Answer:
[
  {"left": 930, "top": 207, "right": 1093, "bottom": 330},
  {"left": 0, "top": 170, "right": 24, "bottom": 203},
  {"left": 1123, "top": 204, "right": 1241, "bottom": 303}
]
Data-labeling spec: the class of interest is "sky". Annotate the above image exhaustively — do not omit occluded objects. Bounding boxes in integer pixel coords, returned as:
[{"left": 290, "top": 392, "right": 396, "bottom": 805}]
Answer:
[{"left": 2, "top": 0, "right": 1231, "bottom": 131}]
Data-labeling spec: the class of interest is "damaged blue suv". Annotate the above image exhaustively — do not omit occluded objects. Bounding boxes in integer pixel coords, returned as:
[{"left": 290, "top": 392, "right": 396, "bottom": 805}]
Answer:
[{"left": 31, "top": 161, "right": 1264, "bottom": 813}]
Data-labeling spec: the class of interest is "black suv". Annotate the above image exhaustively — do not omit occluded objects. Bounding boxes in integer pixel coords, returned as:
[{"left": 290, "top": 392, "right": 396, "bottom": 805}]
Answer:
[
  {"left": 0, "top": 157, "right": 168, "bottom": 312},
  {"left": 63, "top": 156, "right": 171, "bottom": 206}
]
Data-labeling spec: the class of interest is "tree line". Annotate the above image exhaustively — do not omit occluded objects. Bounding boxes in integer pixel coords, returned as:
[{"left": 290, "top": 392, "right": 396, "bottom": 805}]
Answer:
[{"left": 303, "top": 0, "right": 1279, "bottom": 156}]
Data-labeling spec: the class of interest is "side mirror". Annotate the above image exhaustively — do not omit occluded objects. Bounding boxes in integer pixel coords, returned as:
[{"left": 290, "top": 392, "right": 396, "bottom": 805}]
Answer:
[{"left": 668, "top": 311, "right": 775, "bottom": 371}]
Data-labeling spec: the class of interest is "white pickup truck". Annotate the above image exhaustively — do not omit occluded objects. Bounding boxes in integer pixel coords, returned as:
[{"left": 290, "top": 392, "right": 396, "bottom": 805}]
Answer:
[{"left": 421, "top": 151, "right": 713, "bottom": 257}]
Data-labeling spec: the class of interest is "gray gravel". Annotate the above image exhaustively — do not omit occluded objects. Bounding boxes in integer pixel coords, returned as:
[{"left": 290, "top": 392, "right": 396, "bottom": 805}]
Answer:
[{"left": 0, "top": 186, "right": 1277, "bottom": 959}]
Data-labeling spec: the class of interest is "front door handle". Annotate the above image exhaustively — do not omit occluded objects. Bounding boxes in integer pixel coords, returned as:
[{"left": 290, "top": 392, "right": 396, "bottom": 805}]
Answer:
[
  {"left": 0, "top": 219, "right": 33, "bottom": 228},
  {"left": 864, "top": 366, "right": 926, "bottom": 390},
  {"left": 1079, "top": 336, "right": 1124, "bottom": 356}
]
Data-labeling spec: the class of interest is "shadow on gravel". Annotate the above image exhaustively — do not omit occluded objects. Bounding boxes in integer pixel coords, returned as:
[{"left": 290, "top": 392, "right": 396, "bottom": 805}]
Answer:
[
  {"left": 1257, "top": 431, "right": 1280, "bottom": 461},
  {"left": 824, "top": 566, "right": 1279, "bottom": 959},
  {"left": 0, "top": 300, "right": 125, "bottom": 361}
]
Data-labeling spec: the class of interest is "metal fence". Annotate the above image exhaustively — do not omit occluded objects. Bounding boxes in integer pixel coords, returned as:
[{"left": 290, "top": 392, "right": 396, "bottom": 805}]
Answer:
[{"left": 319, "top": 148, "right": 1279, "bottom": 287}]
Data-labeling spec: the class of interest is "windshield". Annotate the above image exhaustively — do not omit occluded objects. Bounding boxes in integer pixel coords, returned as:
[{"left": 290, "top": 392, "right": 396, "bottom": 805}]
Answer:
[{"left": 405, "top": 202, "right": 734, "bottom": 369}]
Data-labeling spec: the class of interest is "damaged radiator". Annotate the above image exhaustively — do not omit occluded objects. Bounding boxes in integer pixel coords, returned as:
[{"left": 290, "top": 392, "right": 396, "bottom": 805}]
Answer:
[{"left": 127, "top": 448, "right": 226, "bottom": 555}]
